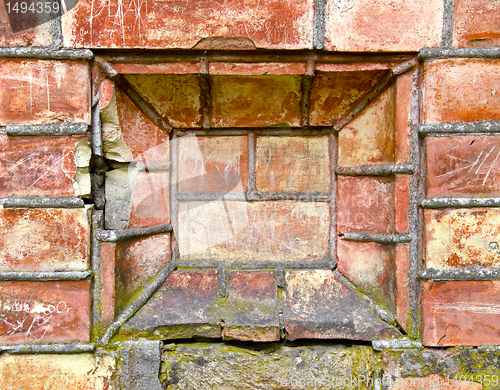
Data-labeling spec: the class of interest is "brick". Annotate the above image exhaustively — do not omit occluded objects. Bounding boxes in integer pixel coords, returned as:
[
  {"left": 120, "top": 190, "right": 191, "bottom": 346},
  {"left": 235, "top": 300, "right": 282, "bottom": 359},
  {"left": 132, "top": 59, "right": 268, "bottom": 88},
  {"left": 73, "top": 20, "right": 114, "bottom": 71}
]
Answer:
[
  {"left": 114, "top": 63, "right": 201, "bottom": 74},
  {"left": 62, "top": 0, "right": 314, "bottom": 49},
  {"left": 284, "top": 270, "right": 399, "bottom": 341},
  {"left": 395, "top": 244, "right": 410, "bottom": 332},
  {"left": 116, "top": 234, "right": 171, "bottom": 311},
  {"left": 0, "top": 59, "right": 90, "bottom": 125},
  {"left": 0, "top": 208, "right": 89, "bottom": 272},
  {"left": 422, "top": 280, "right": 500, "bottom": 346},
  {"left": 337, "top": 240, "right": 396, "bottom": 312},
  {"left": 426, "top": 136, "right": 500, "bottom": 198},
  {"left": 395, "top": 72, "right": 412, "bottom": 164},
  {"left": 255, "top": 136, "right": 330, "bottom": 193},
  {"left": 309, "top": 70, "right": 387, "bottom": 126},
  {"left": 178, "top": 136, "right": 247, "bottom": 193},
  {"left": 396, "top": 175, "right": 410, "bottom": 233},
  {"left": 0, "top": 5, "right": 52, "bottom": 46},
  {"left": 210, "top": 62, "right": 305, "bottom": 75},
  {"left": 123, "top": 270, "right": 221, "bottom": 339},
  {"left": 178, "top": 201, "right": 329, "bottom": 262},
  {"left": 338, "top": 176, "right": 395, "bottom": 234},
  {"left": 101, "top": 242, "right": 116, "bottom": 329},
  {"left": 453, "top": 0, "right": 500, "bottom": 48},
  {"left": 424, "top": 208, "right": 500, "bottom": 269},
  {"left": 125, "top": 74, "right": 202, "bottom": 128},
  {"left": 338, "top": 85, "right": 396, "bottom": 166},
  {"left": 0, "top": 354, "right": 115, "bottom": 390},
  {"left": 0, "top": 135, "right": 86, "bottom": 197},
  {"left": 390, "top": 375, "right": 482, "bottom": 389},
  {"left": 423, "top": 59, "right": 500, "bottom": 124},
  {"left": 223, "top": 270, "right": 279, "bottom": 342},
  {"left": 324, "top": 0, "right": 443, "bottom": 51},
  {"left": 0, "top": 281, "right": 90, "bottom": 344},
  {"left": 211, "top": 75, "right": 302, "bottom": 127}
]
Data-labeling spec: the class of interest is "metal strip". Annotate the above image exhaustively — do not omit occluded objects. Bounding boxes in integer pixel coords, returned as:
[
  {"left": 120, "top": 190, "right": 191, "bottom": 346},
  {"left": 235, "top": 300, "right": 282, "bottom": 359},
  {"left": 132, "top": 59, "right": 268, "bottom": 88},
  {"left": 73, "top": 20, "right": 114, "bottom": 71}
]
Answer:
[
  {"left": 419, "top": 121, "right": 500, "bottom": 136},
  {"left": 178, "top": 259, "right": 334, "bottom": 270},
  {"left": 96, "top": 224, "right": 173, "bottom": 242},
  {"left": 5, "top": 122, "right": 88, "bottom": 136},
  {"left": 313, "top": 0, "right": 326, "bottom": 50},
  {"left": 341, "top": 232, "right": 412, "bottom": 244},
  {"left": 419, "top": 46, "right": 500, "bottom": 60},
  {"left": 0, "top": 344, "right": 95, "bottom": 354},
  {"left": 91, "top": 209, "right": 104, "bottom": 342},
  {"left": 329, "top": 133, "right": 338, "bottom": 268},
  {"left": 300, "top": 59, "right": 315, "bottom": 127},
  {"left": 420, "top": 268, "right": 500, "bottom": 281},
  {"left": 442, "top": 0, "right": 455, "bottom": 48},
  {"left": 0, "top": 271, "right": 93, "bottom": 281},
  {"left": 336, "top": 164, "right": 414, "bottom": 176},
  {"left": 174, "top": 127, "right": 333, "bottom": 137},
  {"left": 0, "top": 47, "right": 93, "bottom": 60},
  {"left": 0, "top": 197, "right": 85, "bottom": 208},
  {"left": 422, "top": 197, "right": 500, "bottom": 209}
]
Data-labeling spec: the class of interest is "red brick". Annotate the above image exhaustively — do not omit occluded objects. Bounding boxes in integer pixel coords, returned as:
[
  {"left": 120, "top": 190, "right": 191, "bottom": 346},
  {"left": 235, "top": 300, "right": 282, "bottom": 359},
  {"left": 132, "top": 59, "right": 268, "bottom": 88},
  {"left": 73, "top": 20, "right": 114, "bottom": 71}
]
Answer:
[
  {"left": 210, "top": 62, "right": 305, "bottom": 75},
  {"left": 100, "top": 242, "right": 116, "bottom": 329},
  {"left": 338, "top": 85, "right": 396, "bottom": 166},
  {"left": 309, "top": 70, "right": 387, "bottom": 126},
  {"left": 0, "top": 281, "right": 90, "bottom": 344},
  {"left": 324, "top": 0, "right": 443, "bottom": 51},
  {"left": 62, "top": 0, "right": 314, "bottom": 49},
  {"left": 395, "top": 244, "right": 410, "bottom": 332},
  {"left": 284, "top": 270, "right": 399, "bottom": 341},
  {"left": 337, "top": 240, "right": 396, "bottom": 312},
  {"left": 426, "top": 136, "right": 500, "bottom": 198},
  {"left": 422, "top": 280, "right": 500, "bottom": 346},
  {"left": 396, "top": 175, "right": 410, "bottom": 233},
  {"left": 390, "top": 374, "right": 482, "bottom": 389},
  {"left": 453, "top": 0, "right": 500, "bottom": 48},
  {"left": 211, "top": 75, "right": 302, "bottom": 127},
  {"left": 0, "top": 208, "right": 89, "bottom": 272},
  {"left": 0, "top": 59, "right": 90, "bottom": 125},
  {"left": 423, "top": 59, "right": 500, "bottom": 124},
  {"left": 116, "top": 234, "right": 171, "bottom": 311},
  {"left": 0, "top": 6, "right": 51, "bottom": 46},
  {"left": 178, "top": 136, "right": 247, "bottom": 193},
  {"left": 114, "top": 63, "right": 200, "bottom": 74},
  {"left": 395, "top": 72, "right": 412, "bottom": 164},
  {"left": 178, "top": 201, "right": 329, "bottom": 262},
  {"left": 223, "top": 270, "right": 279, "bottom": 342},
  {"left": 255, "top": 136, "right": 330, "bottom": 193},
  {"left": 0, "top": 135, "right": 86, "bottom": 197},
  {"left": 338, "top": 176, "right": 395, "bottom": 234},
  {"left": 424, "top": 208, "right": 500, "bottom": 269}
]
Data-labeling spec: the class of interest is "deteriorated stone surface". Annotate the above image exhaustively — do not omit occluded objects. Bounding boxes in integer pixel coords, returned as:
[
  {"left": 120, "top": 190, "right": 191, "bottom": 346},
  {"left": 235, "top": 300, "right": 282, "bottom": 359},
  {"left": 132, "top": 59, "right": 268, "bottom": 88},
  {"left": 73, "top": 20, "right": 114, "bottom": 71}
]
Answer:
[
  {"left": 0, "top": 5, "right": 52, "bottom": 46},
  {"left": 426, "top": 136, "right": 500, "bottom": 198},
  {"left": 338, "top": 176, "right": 395, "bottom": 234},
  {"left": 122, "top": 270, "right": 221, "bottom": 339},
  {"left": 395, "top": 244, "right": 410, "bottom": 332},
  {"left": 324, "top": 0, "right": 443, "bottom": 51},
  {"left": 337, "top": 240, "right": 396, "bottom": 312},
  {"left": 178, "top": 136, "right": 248, "bottom": 193},
  {"left": 423, "top": 59, "right": 500, "bottom": 124},
  {"left": 223, "top": 270, "right": 279, "bottom": 342},
  {"left": 284, "top": 270, "right": 399, "bottom": 341},
  {"left": 178, "top": 201, "right": 329, "bottom": 262},
  {"left": 0, "top": 207, "right": 89, "bottom": 272},
  {"left": 453, "top": 0, "right": 500, "bottom": 48},
  {"left": 395, "top": 72, "right": 412, "bottom": 164},
  {"left": 0, "top": 59, "right": 90, "bottom": 125},
  {"left": 422, "top": 281, "right": 500, "bottom": 346},
  {"left": 338, "top": 85, "right": 395, "bottom": 166},
  {"left": 161, "top": 342, "right": 375, "bottom": 390},
  {"left": 101, "top": 242, "right": 116, "bottom": 329},
  {"left": 211, "top": 75, "right": 302, "bottom": 127},
  {"left": 62, "top": 0, "right": 314, "bottom": 49},
  {"left": 0, "top": 135, "right": 86, "bottom": 197},
  {"left": 309, "top": 70, "right": 387, "bottom": 126},
  {"left": 256, "top": 136, "right": 329, "bottom": 193},
  {"left": 0, "top": 354, "right": 115, "bottom": 390},
  {"left": 105, "top": 168, "right": 136, "bottom": 230},
  {"left": 0, "top": 281, "right": 90, "bottom": 344},
  {"left": 116, "top": 234, "right": 171, "bottom": 312},
  {"left": 424, "top": 208, "right": 500, "bottom": 269}
]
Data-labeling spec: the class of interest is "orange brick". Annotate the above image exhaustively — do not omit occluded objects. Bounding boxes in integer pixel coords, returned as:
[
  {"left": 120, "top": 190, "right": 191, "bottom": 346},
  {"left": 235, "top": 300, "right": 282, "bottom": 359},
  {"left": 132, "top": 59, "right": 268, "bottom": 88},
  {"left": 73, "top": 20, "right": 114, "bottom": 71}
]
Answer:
[
  {"left": 395, "top": 72, "right": 412, "bottom": 164},
  {"left": 62, "top": 0, "right": 314, "bottom": 49},
  {"left": 453, "top": 0, "right": 500, "bottom": 48},
  {"left": 0, "top": 208, "right": 89, "bottom": 272},
  {"left": 0, "top": 59, "right": 90, "bottom": 125},
  {"left": 396, "top": 175, "right": 410, "bottom": 233},
  {"left": 0, "top": 135, "right": 86, "bottom": 197},
  {"left": 100, "top": 242, "right": 116, "bottom": 329},
  {"left": 0, "top": 5, "right": 51, "bottom": 46},
  {"left": 324, "top": 0, "right": 443, "bottom": 51},
  {"left": 0, "top": 281, "right": 90, "bottom": 344},
  {"left": 395, "top": 244, "right": 410, "bottom": 332},
  {"left": 423, "top": 59, "right": 500, "bottom": 124}
]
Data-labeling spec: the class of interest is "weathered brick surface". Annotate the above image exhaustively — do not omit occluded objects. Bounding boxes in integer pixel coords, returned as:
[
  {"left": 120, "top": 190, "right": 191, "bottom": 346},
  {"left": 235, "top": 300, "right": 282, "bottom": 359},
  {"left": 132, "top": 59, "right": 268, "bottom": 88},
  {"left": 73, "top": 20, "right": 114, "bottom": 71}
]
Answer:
[
  {"left": 423, "top": 59, "right": 500, "bottom": 124},
  {"left": 178, "top": 136, "right": 247, "bottom": 193},
  {"left": 338, "top": 176, "right": 395, "bottom": 234},
  {"left": 178, "top": 201, "right": 329, "bottom": 262},
  {"left": 324, "top": 0, "right": 443, "bottom": 51},
  {"left": 0, "top": 207, "right": 89, "bottom": 272},
  {"left": 338, "top": 85, "right": 395, "bottom": 166},
  {"left": 0, "top": 135, "right": 87, "bottom": 197},
  {"left": 424, "top": 208, "right": 500, "bottom": 269},
  {"left": 256, "top": 136, "right": 330, "bottom": 193},
  {"left": 395, "top": 72, "right": 412, "bottom": 164},
  {"left": 62, "top": 0, "right": 314, "bottom": 49},
  {"left": 210, "top": 62, "right": 305, "bottom": 75},
  {"left": 0, "top": 281, "right": 90, "bottom": 344},
  {"left": 223, "top": 270, "right": 279, "bottom": 342},
  {"left": 426, "top": 136, "right": 500, "bottom": 198},
  {"left": 337, "top": 240, "right": 396, "bottom": 312},
  {"left": 395, "top": 175, "right": 410, "bottom": 233},
  {"left": 0, "top": 6, "right": 52, "bottom": 46},
  {"left": 101, "top": 242, "right": 116, "bottom": 329},
  {"left": 453, "top": 0, "right": 500, "bottom": 48},
  {"left": 395, "top": 244, "right": 410, "bottom": 332},
  {"left": 0, "top": 59, "right": 90, "bottom": 125},
  {"left": 0, "top": 354, "right": 115, "bottom": 390},
  {"left": 284, "top": 270, "right": 399, "bottom": 341},
  {"left": 422, "top": 280, "right": 500, "bottom": 346}
]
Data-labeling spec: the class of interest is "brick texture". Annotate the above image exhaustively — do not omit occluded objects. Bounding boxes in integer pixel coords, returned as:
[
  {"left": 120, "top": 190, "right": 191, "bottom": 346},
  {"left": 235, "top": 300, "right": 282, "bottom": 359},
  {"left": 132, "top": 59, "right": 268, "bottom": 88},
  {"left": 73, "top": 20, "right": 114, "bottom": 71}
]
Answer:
[
  {"left": 0, "top": 6, "right": 52, "bottom": 46},
  {"left": 453, "top": 0, "right": 500, "bottom": 48}
]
